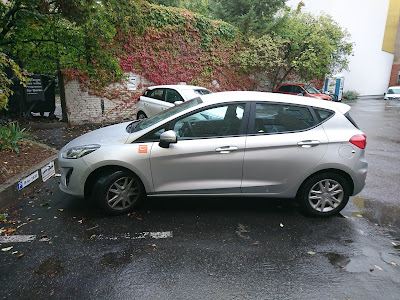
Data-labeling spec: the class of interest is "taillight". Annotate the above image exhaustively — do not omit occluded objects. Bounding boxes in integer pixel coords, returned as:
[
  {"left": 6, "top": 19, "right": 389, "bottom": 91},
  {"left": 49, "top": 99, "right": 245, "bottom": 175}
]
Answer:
[{"left": 350, "top": 134, "right": 366, "bottom": 149}]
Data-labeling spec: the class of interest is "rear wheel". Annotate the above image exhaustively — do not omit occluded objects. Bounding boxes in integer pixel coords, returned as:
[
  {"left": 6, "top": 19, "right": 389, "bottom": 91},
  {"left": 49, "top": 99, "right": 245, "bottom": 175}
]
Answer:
[
  {"left": 298, "top": 173, "right": 350, "bottom": 217},
  {"left": 137, "top": 111, "right": 147, "bottom": 120},
  {"left": 93, "top": 170, "right": 145, "bottom": 215}
]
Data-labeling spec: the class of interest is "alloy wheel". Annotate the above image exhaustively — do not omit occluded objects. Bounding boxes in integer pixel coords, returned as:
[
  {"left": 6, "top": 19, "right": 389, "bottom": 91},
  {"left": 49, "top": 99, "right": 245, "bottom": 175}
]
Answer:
[
  {"left": 106, "top": 177, "right": 140, "bottom": 211},
  {"left": 308, "top": 179, "right": 344, "bottom": 213}
]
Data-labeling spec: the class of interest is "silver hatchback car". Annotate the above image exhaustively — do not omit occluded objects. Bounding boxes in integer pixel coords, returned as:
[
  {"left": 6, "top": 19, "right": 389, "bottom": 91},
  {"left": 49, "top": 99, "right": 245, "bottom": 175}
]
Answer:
[{"left": 59, "top": 91, "right": 368, "bottom": 217}]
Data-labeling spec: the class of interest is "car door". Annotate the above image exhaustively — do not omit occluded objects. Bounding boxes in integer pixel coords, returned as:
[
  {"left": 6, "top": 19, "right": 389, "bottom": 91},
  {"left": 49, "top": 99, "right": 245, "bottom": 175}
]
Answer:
[
  {"left": 241, "top": 102, "right": 328, "bottom": 195},
  {"left": 149, "top": 103, "right": 249, "bottom": 195},
  {"left": 142, "top": 88, "right": 166, "bottom": 116}
]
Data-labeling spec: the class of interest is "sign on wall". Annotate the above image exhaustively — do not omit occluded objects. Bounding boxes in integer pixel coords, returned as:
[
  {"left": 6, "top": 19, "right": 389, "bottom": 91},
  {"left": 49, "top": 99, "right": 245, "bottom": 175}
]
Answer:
[{"left": 127, "top": 76, "right": 137, "bottom": 91}]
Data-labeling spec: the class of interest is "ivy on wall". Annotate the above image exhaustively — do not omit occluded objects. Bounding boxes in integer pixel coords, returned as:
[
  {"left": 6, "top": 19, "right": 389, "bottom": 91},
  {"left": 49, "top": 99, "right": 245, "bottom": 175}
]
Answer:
[{"left": 64, "top": 1, "right": 254, "bottom": 105}]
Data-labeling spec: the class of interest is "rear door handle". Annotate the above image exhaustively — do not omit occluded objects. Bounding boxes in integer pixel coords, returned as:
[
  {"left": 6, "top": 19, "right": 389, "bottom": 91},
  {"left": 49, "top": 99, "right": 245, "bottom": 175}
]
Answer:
[
  {"left": 215, "top": 146, "right": 239, "bottom": 154},
  {"left": 297, "top": 140, "right": 320, "bottom": 148}
]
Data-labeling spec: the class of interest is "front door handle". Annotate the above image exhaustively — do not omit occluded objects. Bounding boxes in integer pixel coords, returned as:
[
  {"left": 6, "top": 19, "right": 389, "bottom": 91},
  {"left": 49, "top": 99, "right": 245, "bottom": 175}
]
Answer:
[
  {"left": 215, "top": 146, "right": 239, "bottom": 154},
  {"left": 297, "top": 140, "right": 320, "bottom": 148}
]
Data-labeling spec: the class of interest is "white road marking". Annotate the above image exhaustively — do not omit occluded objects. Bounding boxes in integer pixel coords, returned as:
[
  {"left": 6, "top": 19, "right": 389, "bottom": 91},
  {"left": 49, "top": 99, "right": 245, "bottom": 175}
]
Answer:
[
  {"left": 97, "top": 231, "right": 173, "bottom": 240},
  {"left": 0, "top": 231, "right": 173, "bottom": 244},
  {"left": 0, "top": 235, "right": 36, "bottom": 243}
]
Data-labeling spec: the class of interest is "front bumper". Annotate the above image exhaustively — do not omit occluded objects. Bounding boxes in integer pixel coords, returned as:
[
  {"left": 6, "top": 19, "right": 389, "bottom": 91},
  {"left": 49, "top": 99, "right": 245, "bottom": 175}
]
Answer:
[{"left": 58, "top": 152, "right": 92, "bottom": 196}]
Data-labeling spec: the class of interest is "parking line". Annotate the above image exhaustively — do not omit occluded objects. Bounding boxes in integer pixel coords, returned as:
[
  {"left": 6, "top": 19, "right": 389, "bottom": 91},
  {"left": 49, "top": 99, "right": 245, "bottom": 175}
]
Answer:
[
  {"left": 0, "top": 235, "right": 36, "bottom": 243},
  {"left": 96, "top": 231, "right": 173, "bottom": 240}
]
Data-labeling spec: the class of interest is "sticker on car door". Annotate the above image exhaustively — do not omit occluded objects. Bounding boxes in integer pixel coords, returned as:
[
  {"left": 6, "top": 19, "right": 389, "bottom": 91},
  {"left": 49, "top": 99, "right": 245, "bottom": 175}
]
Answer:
[{"left": 138, "top": 145, "right": 148, "bottom": 153}]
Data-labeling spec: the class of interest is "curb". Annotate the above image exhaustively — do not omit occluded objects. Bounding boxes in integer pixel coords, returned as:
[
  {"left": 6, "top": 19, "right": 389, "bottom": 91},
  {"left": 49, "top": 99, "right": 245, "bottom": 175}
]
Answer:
[{"left": 0, "top": 154, "right": 59, "bottom": 212}]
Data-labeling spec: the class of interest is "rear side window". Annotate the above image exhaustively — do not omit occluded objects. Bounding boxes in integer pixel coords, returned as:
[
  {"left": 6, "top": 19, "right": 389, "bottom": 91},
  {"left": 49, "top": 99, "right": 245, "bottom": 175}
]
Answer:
[
  {"left": 315, "top": 109, "right": 334, "bottom": 121},
  {"left": 252, "top": 103, "right": 315, "bottom": 134}
]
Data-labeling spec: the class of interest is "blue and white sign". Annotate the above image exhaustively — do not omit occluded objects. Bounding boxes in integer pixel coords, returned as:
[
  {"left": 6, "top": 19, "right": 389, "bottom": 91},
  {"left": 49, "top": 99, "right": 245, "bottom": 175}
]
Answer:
[{"left": 17, "top": 171, "right": 39, "bottom": 191}]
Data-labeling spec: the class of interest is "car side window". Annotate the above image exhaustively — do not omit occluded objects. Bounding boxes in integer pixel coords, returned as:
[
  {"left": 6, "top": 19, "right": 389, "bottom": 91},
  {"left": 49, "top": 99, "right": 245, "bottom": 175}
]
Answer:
[
  {"left": 278, "top": 86, "right": 291, "bottom": 93},
  {"left": 315, "top": 109, "right": 334, "bottom": 121},
  {"left": 252, "top": 103, "right": 315, "bottom": 134},
  {"left": 165, "top": 89, "right": 184, "bottom": 103},
  {"left": 147, "top": 89, "right": 165, "bottom": 101},
  {"left": 292, "top": 86, "right": 302, "bottom": 94},
  {"left": 173, "top": 104, "right": 245, "bottom": 138}
]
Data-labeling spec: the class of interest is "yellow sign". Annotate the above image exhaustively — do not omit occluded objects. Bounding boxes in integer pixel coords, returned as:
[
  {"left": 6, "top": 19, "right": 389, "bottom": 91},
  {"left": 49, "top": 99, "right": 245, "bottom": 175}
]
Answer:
[{"left": 382, "top": 0, "right": 400, "bottom": 53}]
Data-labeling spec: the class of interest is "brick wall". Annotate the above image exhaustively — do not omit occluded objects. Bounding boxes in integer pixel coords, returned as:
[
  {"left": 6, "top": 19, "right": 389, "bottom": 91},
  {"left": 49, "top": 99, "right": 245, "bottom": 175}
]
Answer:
[
  {"left": 64, "top": 73, "right": 153, "bottom": 125},
  {"left": 389, "top": 64, "right": 400, "bottom": 86}
]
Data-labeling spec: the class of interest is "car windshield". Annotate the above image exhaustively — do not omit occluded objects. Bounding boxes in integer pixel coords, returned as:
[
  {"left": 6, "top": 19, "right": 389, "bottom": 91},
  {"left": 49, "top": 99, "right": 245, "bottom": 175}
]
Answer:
[
  {"left": 181, "top": 88, "right": 212, "bottom": 100},
  {"left": 303, "top": 85, "right": 319, "bottom": 94},
  {"left": 387, "top": 88, "right": 400, "bottom": 94},
  {"left": 131, "top": 97, "right": 203, "bottom": 132}
]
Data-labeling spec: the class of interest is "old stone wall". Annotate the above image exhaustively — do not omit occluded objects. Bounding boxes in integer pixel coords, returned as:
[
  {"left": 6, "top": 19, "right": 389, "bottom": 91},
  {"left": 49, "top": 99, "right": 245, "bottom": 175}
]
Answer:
[{"left": 64, "top": 73, "right": 153, "bottom": 125}]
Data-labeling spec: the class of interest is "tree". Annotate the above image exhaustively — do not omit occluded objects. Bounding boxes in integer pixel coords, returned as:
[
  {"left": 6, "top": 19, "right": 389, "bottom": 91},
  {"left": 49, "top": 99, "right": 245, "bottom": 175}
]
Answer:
[
  {"left": 209, "top": 0, "right": 287, "bottom": 36},
  {"left": 0, "top": 0, "right": 123, "bottom": 120},
  {"left": 242, "top": 9, "right": 353, "bottom": 90},
  {"left": 238, "top": 34, "right": 288, "bottom": 90},
  {"left": 146, "top": 0, "right": 211, "bottom": 16},
  {"left": 273, "top": 10, "right": 353, "bottom": 88},
  {"left": 0, "top": 52, "right": 27, "bottom": 110}
]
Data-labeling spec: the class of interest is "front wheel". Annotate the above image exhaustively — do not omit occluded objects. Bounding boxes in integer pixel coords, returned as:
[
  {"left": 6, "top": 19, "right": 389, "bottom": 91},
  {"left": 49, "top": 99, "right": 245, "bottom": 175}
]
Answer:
[
  {"left": 93, "top": 170, "right": 145, "bottom": 215},
  {"left": 298, "top": 173, "right": 350, "bottom": 217}
]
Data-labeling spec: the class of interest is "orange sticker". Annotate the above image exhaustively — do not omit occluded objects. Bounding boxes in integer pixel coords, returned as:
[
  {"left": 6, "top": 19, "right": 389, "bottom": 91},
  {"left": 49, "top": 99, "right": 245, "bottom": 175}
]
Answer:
[{"left": 138, "top": 145, "right": 148, "bottom": 153}]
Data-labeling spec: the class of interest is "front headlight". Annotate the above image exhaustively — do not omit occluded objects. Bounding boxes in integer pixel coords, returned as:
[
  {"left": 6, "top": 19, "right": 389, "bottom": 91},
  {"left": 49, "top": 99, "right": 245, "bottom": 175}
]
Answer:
[{"left": 62, "top": 144, "right": 101, "bottom": 159}]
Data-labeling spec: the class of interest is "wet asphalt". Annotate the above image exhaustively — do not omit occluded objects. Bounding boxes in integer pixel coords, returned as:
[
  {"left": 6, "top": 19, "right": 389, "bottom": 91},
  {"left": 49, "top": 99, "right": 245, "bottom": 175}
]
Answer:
[{"left": 1, "top": 98, "right": 399, "bottom": 299}]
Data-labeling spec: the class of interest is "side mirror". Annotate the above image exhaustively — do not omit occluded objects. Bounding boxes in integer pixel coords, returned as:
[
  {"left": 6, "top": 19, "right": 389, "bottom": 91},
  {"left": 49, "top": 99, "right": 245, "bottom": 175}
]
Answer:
[
  {"left": 159, "top": 130, "right": 177, "bottom": 148},
  {"left": 174, "top": 101, "right": 183, "bottom": 106}
]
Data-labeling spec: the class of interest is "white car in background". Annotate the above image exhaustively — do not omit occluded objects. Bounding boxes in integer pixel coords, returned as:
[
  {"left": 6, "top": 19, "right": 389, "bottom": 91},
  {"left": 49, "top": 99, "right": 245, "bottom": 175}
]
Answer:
[
  {"left": 384, "top": 86, "right": 400, "bottom": 100},
  {"left": 136, "top": 85, "right": 212, "bottom": 119}
]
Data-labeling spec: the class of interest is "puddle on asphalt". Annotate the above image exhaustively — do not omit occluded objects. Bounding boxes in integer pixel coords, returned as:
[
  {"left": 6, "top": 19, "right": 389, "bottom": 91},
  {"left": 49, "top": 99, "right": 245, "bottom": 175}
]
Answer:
[
  {"left": 100, "top": 249, "right": 133, "bottom": 267},
  {"left": 352, "top": 196, "right": 400, "bottom": 228},
  {"left": 351, "top": 196, "right": 400, "bottom": 247},
  {"left": 35, "top": 257, "right": 65, "bottom": 277},
  {"left": 325, "top": 252, "right": 351, "bottom": 268}
]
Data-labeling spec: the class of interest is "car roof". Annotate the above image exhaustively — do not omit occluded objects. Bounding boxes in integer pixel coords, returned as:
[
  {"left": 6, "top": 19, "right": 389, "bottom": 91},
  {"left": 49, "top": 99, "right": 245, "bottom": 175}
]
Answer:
[
  {"left": 147, "top": 85, "right": 210, "bottom": 91},
  {"left": 198, "top": 91, "right": 350, "bottom": 114}
]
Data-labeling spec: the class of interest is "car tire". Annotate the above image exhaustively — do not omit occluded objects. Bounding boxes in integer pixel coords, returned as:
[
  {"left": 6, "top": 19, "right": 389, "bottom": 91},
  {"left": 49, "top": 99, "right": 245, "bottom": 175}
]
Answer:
[
  {"left": 137, "top": 111, "right": 147, "bottom": 120},
  {"left": 298, "top": 172, "right": 350, "bottom": 217},
  {"left": 93, "top": 170, "right": 145, "bottom": 215}
]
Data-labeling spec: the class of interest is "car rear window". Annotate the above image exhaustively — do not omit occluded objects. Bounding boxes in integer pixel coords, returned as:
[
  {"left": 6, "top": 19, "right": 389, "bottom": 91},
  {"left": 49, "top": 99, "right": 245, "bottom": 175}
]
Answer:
[{"left": 387, "top": 88, "right": 400, "bottom": 94}]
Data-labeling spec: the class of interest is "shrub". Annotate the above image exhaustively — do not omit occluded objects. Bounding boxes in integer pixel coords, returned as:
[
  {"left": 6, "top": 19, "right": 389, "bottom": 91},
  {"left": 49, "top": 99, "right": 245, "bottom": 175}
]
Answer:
[
  {"left": 343, "top": 90, "right": 358, "bottom": 100},
  {"left": 0, "top": 122, "right": 29, "bottom": 153}
]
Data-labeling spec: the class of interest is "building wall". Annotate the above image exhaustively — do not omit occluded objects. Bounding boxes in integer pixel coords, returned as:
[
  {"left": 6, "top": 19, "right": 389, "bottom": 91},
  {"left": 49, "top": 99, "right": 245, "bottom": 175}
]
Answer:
[
  {"left": 286, "top": 0, "right": 394, "bottom": 96},
  {"left": 64, "top": 73, "right": 153, "bottom": 125}
]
